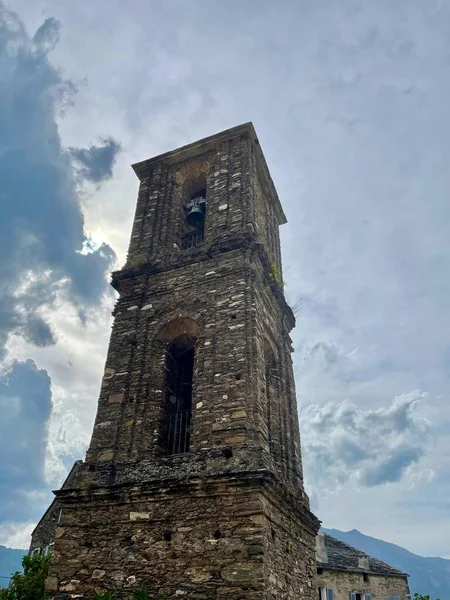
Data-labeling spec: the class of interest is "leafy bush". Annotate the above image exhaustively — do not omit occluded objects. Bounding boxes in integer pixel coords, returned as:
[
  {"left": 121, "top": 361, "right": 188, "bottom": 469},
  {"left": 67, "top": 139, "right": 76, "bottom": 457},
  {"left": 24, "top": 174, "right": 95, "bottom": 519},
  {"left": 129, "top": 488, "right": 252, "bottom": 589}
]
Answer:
[{"left": 0, "top": 553, "right": 50, "bottom": 600}]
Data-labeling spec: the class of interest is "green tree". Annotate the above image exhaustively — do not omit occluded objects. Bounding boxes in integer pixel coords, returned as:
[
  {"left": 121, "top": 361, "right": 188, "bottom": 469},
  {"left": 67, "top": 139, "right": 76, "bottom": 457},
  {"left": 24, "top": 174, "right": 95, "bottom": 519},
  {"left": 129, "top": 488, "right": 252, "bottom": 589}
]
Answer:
[
  {"left": 413, "top": 594, "right": 441, "bottom": 600},
  {"left": 0, "top": 553, "right": 50, "bottom": 600}
]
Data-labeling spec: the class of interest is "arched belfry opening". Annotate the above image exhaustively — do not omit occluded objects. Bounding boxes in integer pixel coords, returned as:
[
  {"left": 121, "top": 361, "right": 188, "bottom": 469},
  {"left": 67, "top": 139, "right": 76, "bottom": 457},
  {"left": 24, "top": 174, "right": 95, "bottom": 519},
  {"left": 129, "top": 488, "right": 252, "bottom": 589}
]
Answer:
[
  {"left": 161, "top": 336, "right": 195, "bottom": 454},
  {"left": 156, "top": 319, "right": 200, "bottom": 455},
  {"left": 182, "top": 175, "right": 207, "bottom": 250}
]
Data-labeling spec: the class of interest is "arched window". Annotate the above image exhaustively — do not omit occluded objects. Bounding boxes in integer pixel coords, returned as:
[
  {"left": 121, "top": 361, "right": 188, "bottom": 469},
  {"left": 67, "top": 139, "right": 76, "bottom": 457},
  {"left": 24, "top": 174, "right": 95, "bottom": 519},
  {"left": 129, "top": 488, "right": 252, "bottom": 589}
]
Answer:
[
  {"left": 161, "top": 335, "right": 195, "bottom": 454},
  {"left": 182, "top": 177, "right": 207, "bottom": 250}
]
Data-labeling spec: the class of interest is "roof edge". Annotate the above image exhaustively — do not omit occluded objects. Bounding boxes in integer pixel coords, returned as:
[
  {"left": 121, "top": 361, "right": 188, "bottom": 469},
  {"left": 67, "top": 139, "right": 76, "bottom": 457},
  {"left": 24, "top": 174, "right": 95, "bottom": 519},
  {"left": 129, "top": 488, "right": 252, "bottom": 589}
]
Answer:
[
  {"left": 320, "top": 533, "right": 410, "bottom": 578},
  {"left": 317, "top": 564, "right": 410, "bottom": 578}
]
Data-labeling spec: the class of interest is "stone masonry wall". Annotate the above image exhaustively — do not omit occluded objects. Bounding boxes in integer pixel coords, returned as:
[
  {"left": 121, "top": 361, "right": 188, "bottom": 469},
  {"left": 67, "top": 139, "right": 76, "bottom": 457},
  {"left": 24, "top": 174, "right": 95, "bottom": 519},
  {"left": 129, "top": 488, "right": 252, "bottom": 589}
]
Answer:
[
  {"left": 46, "top": 475, "right": 317, "bottom": 600},
  {"left": 30, "top": 462, "right": 83, "bottom": 555},
  {"left": 264, "top": 491, "right": 318, "bottom": 600},
  {"left": 85, "top": 247, "right": 304, "bottom": 496},
  {"left": 125, "top": 132, "right": 281, "bottom": 277},
  {"left": 317, "top": 569, "right": 410, "bottom": 600},
  {"left": 30, "top": 502, "right": 59, "bottom": 555}
]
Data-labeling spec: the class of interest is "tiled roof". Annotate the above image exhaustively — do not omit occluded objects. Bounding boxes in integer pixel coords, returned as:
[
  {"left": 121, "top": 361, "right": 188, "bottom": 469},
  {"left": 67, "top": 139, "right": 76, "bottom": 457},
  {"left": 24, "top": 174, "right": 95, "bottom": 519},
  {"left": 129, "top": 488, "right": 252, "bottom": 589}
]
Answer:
[{"left": 318, "top": 533, "right": 408, "bottom": 577}]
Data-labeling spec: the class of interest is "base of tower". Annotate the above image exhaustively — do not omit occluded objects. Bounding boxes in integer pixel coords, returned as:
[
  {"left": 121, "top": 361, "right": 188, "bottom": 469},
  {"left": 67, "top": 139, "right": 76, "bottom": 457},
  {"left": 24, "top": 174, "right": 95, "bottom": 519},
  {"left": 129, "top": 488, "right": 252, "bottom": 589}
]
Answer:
[{"left": 45, "top": 471, "right": 319, "bottom": 600}]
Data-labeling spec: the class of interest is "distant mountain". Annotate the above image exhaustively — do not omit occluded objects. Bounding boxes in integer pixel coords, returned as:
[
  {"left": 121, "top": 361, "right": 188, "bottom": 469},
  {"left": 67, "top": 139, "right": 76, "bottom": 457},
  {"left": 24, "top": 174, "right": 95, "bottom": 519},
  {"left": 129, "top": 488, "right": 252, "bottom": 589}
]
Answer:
[
  {"left": 323, "top": 528, "right": 450, "bottom": 600},
  {"left": 0, "top": 546, "right": 26, "bottom": 588}
]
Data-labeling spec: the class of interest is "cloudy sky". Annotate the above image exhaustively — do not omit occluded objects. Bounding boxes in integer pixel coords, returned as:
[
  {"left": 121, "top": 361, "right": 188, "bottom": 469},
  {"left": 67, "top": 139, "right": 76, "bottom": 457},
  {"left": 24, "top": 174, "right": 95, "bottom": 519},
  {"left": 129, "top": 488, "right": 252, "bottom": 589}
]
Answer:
[{"left": 1, "top": 0, "right": 449, "bottom": 558}]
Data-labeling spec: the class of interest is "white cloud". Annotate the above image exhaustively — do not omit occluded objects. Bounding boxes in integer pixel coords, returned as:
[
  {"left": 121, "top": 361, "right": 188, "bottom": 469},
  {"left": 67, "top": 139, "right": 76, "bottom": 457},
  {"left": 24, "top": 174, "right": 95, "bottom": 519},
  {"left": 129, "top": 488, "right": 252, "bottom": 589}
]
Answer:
[
  {"left": 0, "top": 522, "right": 36, "bottom": 551},
  {"left": 301, "top": 391, "right": 431, "bottom": 492}
]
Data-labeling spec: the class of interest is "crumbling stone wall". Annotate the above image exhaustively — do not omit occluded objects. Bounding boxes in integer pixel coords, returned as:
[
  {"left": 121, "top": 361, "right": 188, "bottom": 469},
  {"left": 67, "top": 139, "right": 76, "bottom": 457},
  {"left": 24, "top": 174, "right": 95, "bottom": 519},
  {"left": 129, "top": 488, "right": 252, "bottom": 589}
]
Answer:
[
  {"left": 317, "top": 569, "right": 410, "bottom": 600},
  {"left": 41, "top": 124, "right": 320, "bottom": 599}
]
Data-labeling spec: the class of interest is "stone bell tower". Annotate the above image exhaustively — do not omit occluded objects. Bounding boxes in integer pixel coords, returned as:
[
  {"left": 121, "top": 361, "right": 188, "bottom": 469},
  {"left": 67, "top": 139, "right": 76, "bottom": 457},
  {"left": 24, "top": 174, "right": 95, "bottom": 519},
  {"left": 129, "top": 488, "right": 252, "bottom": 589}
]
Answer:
[{"left": 45, "top": 123, "right": 320, "bottom": 599}]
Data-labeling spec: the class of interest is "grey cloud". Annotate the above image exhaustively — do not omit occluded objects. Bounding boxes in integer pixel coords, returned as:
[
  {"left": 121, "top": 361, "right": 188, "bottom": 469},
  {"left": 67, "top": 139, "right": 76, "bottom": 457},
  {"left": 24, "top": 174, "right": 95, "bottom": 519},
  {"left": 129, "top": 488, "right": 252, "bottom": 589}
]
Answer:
[
  {"left": 362, "top": 446, "right": 423, "bottom": 487},
  {"left": 32, "top": 17, "right": 60, "bottom": 54},
  {"left": 22, "top": 315, "right": 55, "bottom": 348},
  {"left": 0, "top": 3, "right": 120, "bottom": 357},
  {"left": 301, "top": 391, "right": 430, "bottom": 491},
  {"left": 0, "top": 359, "right": 53, "bottom": 522},
  {"left": 70, "top": 137, "right": 122, "bottom": 183}
]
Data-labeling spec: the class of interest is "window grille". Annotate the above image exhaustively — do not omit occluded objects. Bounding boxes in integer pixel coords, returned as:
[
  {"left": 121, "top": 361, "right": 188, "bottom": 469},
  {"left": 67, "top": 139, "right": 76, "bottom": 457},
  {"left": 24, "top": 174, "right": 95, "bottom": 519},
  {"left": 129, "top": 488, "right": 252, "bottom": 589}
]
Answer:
[
  {"left": 165, "top": 409, "right": 191, "bottom": 454},
  {"left": 161, "top": 340, "right": 194, "bottom": 455},
  {"left": 182, "top": 230, "right": 204, "bottom": 250}
]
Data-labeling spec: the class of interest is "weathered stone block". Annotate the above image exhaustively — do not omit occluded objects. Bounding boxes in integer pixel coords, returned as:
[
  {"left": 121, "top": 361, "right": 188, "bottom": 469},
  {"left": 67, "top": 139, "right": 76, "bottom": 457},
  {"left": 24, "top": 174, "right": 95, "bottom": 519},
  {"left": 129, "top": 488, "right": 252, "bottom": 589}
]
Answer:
[
  {"left": 108, "top": 393, "right": 124, "bottom": 404},
  {"left": 221, "top": 562, "right": 263, "bottom": 583},
  {"left": 97, "top": 449, "right": 114, "bottom": 462},
  {"left": 129, "top": 512, "right": 149, "bottom": 521},
  {"left": 91, "top": 569, "right": 105, "bottom": 579},
  {"left": 44, "top": 576, "right": 58, "bottom": 592}
]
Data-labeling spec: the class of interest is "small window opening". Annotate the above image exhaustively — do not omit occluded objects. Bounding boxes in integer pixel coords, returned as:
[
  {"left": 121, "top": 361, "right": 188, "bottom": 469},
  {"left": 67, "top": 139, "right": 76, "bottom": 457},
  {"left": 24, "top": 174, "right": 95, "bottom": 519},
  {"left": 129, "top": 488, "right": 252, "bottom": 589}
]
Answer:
[
  {"left": 183, "top": 188, "right": 206, "bottom": 250},
  {"left": 231, "top": 314, "right": 237, "bottom": 320},
  {"left": 161, "top": 336, "right": 195, "bottom": 455},
  {"left": 163, "top": 531, "right": 172, "bottom": 542},
  {"left": 214, "top": 530, "right": 222, "bottom": 540},
  {"left": 235, "top": 373, "right": 242, "bottom": 381},
  {"left": 317, "top": 568, "right": 323, "bottom": 574},
  {"left": 271, "top": 528, "right": 276, "bottom": 541},
  {"left": 222, "top": 447, "right": 233, "bottom": 459},
  {"left": 363, "top": 573, "right": 369, "bottom": 583}
]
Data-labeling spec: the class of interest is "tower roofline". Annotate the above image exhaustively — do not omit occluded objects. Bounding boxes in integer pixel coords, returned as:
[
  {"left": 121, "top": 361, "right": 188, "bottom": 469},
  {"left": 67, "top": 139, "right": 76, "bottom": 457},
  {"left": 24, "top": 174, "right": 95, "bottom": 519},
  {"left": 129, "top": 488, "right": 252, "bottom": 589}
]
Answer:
[{"left": 132, "top": 122, "right": 287, "bottom": 225}]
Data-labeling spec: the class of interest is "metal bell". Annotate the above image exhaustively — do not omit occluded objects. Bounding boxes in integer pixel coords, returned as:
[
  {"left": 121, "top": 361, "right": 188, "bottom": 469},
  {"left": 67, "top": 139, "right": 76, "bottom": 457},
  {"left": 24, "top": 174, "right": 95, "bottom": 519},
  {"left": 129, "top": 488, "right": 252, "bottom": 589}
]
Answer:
[{"left": 186, "top": 204, "right": 205, "bottom": 229}]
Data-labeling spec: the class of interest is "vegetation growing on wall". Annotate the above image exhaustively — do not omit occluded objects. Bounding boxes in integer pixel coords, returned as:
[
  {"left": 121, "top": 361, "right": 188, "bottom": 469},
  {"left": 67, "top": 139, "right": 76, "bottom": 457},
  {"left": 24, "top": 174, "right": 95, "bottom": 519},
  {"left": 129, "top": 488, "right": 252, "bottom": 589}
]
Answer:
[{"left": 268, "top": 261, "right": 285, "bottom": 289}]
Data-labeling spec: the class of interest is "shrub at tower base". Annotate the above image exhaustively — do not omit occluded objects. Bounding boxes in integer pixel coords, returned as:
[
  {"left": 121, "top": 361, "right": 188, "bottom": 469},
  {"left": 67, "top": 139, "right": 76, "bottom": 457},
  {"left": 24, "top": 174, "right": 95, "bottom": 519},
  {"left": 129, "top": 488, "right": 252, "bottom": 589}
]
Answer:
[{"left": 0, "top": 554, "right": 50, "bottom": 600}]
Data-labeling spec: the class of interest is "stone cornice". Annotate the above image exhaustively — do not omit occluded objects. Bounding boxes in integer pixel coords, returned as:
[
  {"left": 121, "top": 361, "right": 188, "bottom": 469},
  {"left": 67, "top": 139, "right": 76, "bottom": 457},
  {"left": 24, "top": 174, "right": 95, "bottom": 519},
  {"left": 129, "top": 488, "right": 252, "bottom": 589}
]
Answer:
[
  {"left": 110, "top": 236, "right": 295, "bottom": 328},
  {"left": 54, "top": 468, "right": 319, "bottom": 533}
]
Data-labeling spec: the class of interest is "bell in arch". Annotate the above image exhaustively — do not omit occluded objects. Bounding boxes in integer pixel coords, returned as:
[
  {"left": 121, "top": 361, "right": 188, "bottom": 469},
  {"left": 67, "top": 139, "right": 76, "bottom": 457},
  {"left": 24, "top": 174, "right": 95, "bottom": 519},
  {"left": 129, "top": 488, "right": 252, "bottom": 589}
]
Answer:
[{"left": 186, "top": 203, "right": 205, "bottom": 229}]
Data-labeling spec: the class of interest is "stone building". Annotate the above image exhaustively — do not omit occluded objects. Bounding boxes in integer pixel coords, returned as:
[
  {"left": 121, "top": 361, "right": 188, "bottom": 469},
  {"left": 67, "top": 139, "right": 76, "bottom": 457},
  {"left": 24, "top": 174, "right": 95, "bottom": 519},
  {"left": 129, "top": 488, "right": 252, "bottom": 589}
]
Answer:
[
  {"left": 35, "top": 123, "right": 321, "bottom": 599},
  {"left": 316, "top": 533, "right": 410, "bottom": 600}
]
